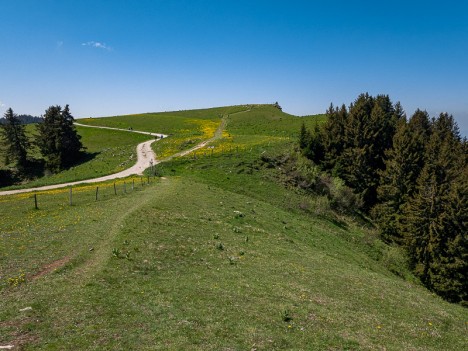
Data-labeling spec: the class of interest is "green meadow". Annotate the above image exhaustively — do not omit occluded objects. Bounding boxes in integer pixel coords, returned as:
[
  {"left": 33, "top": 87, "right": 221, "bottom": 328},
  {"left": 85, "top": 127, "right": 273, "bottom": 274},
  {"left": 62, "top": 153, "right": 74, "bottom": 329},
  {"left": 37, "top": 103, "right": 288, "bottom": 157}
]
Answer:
[{"left": 0, "top": 105, "right": 466, "bottom": 350}]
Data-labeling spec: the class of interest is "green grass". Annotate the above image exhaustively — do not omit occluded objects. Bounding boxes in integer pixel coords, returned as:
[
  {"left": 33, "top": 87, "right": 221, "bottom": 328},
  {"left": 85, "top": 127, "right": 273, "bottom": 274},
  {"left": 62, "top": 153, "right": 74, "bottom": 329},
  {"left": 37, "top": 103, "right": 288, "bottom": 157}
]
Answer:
[
  {"left": 225, "top": 105, "right": 325, "bottom": 138},
  {"left": 79, "top": 105, "right": 252, "bottom": 132},
  {"left": 1, "top": 105, "right": 466, "bottom": 350},
  {"left": 79, "top": 105, "right": 253, "bottom": 159},
  {"left": 1, "top": 176, "right": 466, "bottom": 350}
]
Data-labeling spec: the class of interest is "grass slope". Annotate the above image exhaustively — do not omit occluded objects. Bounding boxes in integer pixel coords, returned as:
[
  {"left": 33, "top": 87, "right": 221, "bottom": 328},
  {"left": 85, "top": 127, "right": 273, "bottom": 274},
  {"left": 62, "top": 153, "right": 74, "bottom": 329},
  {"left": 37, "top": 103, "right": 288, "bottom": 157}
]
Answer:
[
  {"left": 1, "top": 105, "right": 466, "bottom": 350},
  {"left": 1, "top": 177, "right": 466, "bottom": 350}
]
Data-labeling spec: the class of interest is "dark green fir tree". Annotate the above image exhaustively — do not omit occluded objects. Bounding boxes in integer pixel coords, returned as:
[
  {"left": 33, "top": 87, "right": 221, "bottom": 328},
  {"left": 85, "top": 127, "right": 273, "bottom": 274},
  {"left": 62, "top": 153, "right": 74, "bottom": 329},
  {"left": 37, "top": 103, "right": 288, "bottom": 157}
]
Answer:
[
  {"left": 373, "top": 109, "right": 430, "bottom": 244},
  {"left": 401, "top": 113, "right": 467, "bottom": 304},
  {"left": 0, "top": 108, "right": 29, "bottom": 170},
  {"left": 36, "top": 105, "right": 83, "bottom": 172}
]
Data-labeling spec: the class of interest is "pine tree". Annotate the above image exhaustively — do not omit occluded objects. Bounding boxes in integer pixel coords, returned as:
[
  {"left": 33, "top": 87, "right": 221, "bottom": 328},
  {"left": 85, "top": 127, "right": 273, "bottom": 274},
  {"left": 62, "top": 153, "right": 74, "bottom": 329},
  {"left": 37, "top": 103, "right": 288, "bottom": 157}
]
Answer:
[
  {"left": 36, "top": 105, "right": 83, "bottom": 172},
  {"left": 0, "top": 108, "right": 29, "bottom": 170}
]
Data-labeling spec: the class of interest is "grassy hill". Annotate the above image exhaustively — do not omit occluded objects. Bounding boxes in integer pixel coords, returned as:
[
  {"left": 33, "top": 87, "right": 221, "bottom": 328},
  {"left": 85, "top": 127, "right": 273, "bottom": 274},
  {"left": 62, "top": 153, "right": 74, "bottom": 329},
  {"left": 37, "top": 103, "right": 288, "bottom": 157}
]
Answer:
[{"left": 0, "top": 105, "right": 466, "bottom": 350}]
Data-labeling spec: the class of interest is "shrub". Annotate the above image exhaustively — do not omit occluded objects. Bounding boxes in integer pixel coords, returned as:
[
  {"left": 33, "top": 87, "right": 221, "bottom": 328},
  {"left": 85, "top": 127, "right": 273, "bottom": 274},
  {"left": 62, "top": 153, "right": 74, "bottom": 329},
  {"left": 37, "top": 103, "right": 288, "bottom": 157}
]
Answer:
[
  {"left": 381, "top": 245, "right": 411, "bottom": 279},
  {"left": 328, "top": 177, "right": 363, "bottom": 214}
]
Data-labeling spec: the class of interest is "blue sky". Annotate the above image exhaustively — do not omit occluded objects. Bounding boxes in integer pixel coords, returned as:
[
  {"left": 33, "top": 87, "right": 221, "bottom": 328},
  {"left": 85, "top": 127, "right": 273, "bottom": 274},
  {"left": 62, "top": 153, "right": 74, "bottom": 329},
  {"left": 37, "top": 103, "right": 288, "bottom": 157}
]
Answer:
[{"left": 1, "top": 0, "right": 467, "bottom": 134}]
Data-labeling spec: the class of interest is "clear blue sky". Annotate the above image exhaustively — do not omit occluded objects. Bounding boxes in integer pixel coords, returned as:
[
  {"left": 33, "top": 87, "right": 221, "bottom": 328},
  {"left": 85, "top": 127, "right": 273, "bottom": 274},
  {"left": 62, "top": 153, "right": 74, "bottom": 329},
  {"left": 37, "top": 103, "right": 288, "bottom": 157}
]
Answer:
[{"left": 1, "top": 0, "right": 467, "bottom": 135}]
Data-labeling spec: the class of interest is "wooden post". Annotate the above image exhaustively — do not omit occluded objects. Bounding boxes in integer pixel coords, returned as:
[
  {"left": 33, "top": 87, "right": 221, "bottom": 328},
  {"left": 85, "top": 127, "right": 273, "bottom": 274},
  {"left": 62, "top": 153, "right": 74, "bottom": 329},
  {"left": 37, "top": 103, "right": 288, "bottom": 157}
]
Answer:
[
  {"left": 95, "top": 187, "right": 99, "bottom": 201},
  {"left": 124, "top": 181, "right": 126, "bottom": 193},
  {"left": 34, "top": 194, "right": 38, "bottom": 209},
  {"left": 132, "top": 179, "right": 135, "bottom": 190},
  {"left": 114, "top": 182, "right": 117, "bottom": 195},
  {"left": 69, "top": 186, "right": 72, "bottom": 206}
]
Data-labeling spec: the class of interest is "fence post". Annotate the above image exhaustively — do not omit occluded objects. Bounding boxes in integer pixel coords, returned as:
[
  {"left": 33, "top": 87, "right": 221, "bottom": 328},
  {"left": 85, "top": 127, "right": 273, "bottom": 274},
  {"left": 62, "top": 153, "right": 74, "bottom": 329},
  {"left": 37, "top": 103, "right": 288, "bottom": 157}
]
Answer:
[
  {"left": 124, "top": 181, "right": 126, "bottom": 193},
  {"left": 34, "top": 194, "right": 38, "bottom": 209},
  {"left": 95, "top": 186, "right": 99, "bottom": 201},
  {"left": 114, "top": 182, "right": 117, "bottom": 195},
  {"left": 69, "top": 186, "right": 73, "bottom": 206},
  {"left": 132, "top": 179, "right": 135, "bottom": 190}
]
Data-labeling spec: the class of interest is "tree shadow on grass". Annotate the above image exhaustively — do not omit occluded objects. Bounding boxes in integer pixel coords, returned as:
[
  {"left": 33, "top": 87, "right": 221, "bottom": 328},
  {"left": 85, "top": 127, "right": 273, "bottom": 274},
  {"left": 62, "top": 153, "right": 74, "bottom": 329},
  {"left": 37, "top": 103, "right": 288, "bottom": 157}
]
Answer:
[
  {"left": 23, "top": 158, "right": 46, "bottom": 179},
  {"left": 0, "top": 151, "right": 100, "bottom": 188},
  {"left": 0, "top": 169, "right": 20, "bottom": 187},
  {"left": 67, "top": 151, "right": 100, "bottom": 169}
]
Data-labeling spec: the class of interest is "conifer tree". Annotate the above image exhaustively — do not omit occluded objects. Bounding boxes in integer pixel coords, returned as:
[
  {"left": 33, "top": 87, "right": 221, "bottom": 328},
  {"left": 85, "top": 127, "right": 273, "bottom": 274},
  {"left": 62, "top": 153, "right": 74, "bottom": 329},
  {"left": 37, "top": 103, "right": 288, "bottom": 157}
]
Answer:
[
  {"left": 0, "top": 108, "right": 29, "bottom": 170},
  {"left": 401, "top": 113, "right": 466, "bottom": 303},
  {"left": 299, "top": 122, "right": 310, "bottom": 150},
  {"left": 373, "top": 109, "right": 430, "bottom": 243},
  {"left": 320, "top": 103, "right": 347, "bottom": 172},
  {"left": 36, "top": 105, "right": 83, "bottom": 172},
  {"left": 305, "top": 93, "right": 402, "bottom": 209},
  {"left": 300, "top": 122, "right": 324, "bottom": 164},
  {"left": 59, "top": 105, "right": 83, "bottom": 165},
  {"left": 338, "top": 94, "right": 400, "bottom": 208}
]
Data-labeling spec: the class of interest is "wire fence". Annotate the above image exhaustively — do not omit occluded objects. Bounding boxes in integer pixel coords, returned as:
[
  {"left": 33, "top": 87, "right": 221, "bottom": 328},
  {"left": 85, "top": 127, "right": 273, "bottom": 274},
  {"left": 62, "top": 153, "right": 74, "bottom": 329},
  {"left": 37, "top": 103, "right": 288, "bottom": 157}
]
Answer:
[{"left": 0, "top": 176, "right": 158, "bottom": 214}]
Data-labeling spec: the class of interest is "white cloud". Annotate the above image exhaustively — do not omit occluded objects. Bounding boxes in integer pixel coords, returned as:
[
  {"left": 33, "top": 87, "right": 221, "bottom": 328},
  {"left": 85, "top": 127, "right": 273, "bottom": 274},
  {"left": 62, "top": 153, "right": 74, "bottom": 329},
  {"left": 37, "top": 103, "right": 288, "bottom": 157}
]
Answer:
[
  {"left": 82, "top": 41, "right": 112, "bottom": 51},
  {"left": 0, "top": 101, "right": 5, "bottom": 108}
]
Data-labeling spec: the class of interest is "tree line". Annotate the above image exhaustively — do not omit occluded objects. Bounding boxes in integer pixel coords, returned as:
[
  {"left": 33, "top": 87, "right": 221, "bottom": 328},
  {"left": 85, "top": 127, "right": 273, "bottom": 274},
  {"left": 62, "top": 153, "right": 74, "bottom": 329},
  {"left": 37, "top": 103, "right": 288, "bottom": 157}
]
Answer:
[
  {"left": 300, "top": 93, "right": 467, "bottom": 306},
  {"left": 0, "top": 105, "right": 83, "bottom": 175},
  {"left": 0, "top": 114, "right": 43, "bottom": 125}
]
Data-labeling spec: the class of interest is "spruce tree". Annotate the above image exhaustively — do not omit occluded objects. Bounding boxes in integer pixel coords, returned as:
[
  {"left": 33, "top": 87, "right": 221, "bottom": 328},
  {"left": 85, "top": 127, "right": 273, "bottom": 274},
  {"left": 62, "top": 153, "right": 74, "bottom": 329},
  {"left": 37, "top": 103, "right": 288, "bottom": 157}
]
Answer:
[
  {"left": 36, "top": 105, "right": 83, "bottom": 172},
  {"left": 320, "top": 103, "right": 347, "bottom": 172},
  {"left": 338, "top": 94, "right": 400, "bottom": 209},
  {"left": 299, "top": 122, "right": 310, "bottom": 150},
  {"left": 401, "top": 113, "right": 466, "bottom": 303},
  {"left": 0, "top": 108, "right": 29, "bottom": 170},
  {"left": 373, "top": 109, "right": 430, "bottom": 244},
  {"left": 59, "top": 105, "right": 83, "bottom": 166}
]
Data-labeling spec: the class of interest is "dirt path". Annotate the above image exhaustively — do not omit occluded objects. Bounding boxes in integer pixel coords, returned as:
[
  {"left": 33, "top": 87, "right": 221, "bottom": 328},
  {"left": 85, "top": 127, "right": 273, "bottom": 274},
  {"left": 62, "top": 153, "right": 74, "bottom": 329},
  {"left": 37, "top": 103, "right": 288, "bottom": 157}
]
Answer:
[
  {"left": 161, "top": 108, "right": 250, "bottom": 161},
  {"left": 162, "top": 114, "right": 229, "bottom": 161},
  {"left": 0, "top": 127, "right": 166, "bottom": 196},
  {"left": 74, "top": 122, "right": 167, "bottom": 139}
]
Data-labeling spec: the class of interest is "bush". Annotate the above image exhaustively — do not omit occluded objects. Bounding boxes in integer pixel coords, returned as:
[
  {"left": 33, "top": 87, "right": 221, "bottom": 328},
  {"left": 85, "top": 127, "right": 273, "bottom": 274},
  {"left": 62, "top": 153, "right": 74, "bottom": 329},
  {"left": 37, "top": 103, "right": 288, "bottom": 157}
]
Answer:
[
  {"left": 265, "top": 149, "right": 362, "bottom": 215},
  {"left": 381, "top": 245, "right": 411, "bottom": 279},
  {"left": 328, "top": 177, "right": 363, "bottom": 214}
]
